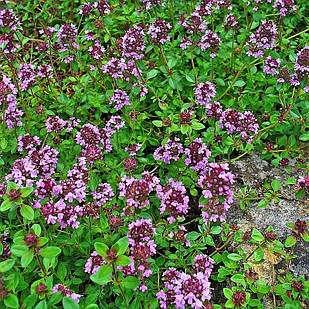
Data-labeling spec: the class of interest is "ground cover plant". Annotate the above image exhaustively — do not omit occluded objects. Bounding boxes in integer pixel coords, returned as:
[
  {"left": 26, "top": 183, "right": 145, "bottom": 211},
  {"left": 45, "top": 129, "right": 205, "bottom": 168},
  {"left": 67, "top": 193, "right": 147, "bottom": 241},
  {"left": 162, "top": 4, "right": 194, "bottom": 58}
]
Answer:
[{"left": 0, "top": 0, "right": 309, "bottom": 308}]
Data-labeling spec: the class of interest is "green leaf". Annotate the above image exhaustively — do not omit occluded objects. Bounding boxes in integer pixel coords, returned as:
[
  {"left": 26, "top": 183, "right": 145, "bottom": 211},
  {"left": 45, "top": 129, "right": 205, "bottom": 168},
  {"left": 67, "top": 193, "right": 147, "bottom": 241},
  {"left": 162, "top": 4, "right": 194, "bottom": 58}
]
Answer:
[
  {"left": 223, "top": 288, "right": 233, "bottom": 299},
  {"left": 122, "top": 276, "right": 140, "bottom": 289},
  {"left": 285, "top": 236, "right": 296, "bottom": 248},
  {"left": 85, "top": 305, "right": 99, "bottom": 309},
  {"left": 285, "top": 178, "right": 296, "bottom": 185},
  {"left": 185, "top": 74, "right": 195, "bottom": 83},
  {"left": 94, "top": 242, "right": 109, "bottom": 257},
  {"left": 32, "top": 224, "right": 41, "bottom": 236},
  {"left": 248, "top": 299, "right": 262, "bottom": 306},
  {"left": 256, "top": 280, "right": 271, "bottom": 294},
  {"left": 111, "top": 237, "right": 129, "bottom": 256},
  {"left": 186, "top": 231, "right": 200, "bottom": 240},
  {"left": 147, "top": 69, "right": 159, "bottom": 79},
  {"left": 0, "top": 199, "right": 12, "bottom": 211},
  {"left": 11, "top": 244, "right": 29, "bottom": 257},
  {"left": 274, "top": 284, "right": 286, "bottom": 295},
  {"left": 231, "top": 273, "right": 245, "bottom": 285},
  {"left": 40, "top": 246, "right": 61, "bottom": 258},
  {"left": 4, "top": 294, "right": 19, "bottom": 308},
  {"left": 299, "top": 132, "right": 309, "bottom": 141},
  {"left": 0, "top": 138, "right": 7, "bottom": 150},
  {"left": 20, "top": 187, "right": 34, "bottom": 198},
  {"left": 254, "top": 248, "right": 264, "bottom": 262},
  {"left": 23, "top": 294, "right": 38, "bottom": 308},
  {"left": 116, "top": 255, "right": 132, "bottom": 266},
  {"left": 234, "top": 79, "right": 246, "bottom": 87},
  {"left": 63, "top": 297, "right": 79, "bottom": 309},
  {"left": 47, "top": 292, "right": 62, "bottom": 306},
  {"left": 301, "top": 232, "right": 309, "bottom": 242},
  {"left": 251, "top": 228, "right": 265, "bottom": 242},
  {"left": 34, "top": 300, "right": 47, "bottom": 309},
  {"left": 191, "top": 122, "right": 205, "bottom": 130},
  {"left": 210, "top": 226, "right": 222, "bottom": 235},
  {"left": 21, "top": 250, "right": 34, "bottom": 267},
  {"left": 57, "top": 263, "right": 67, "bottom": 281},
  {"left": 0, "top": 259, "right": 15, "bottom": 272},
  {"left": 227, "top": 253, "right": 242, "bottom": 261},
  {"left": 20, "top": 205, "right": 34, "bottom": 220},
  {"left": 152, "top": 120, "right": 163, "bottom": 127},
  {"left": 271, "top": 179, "right": 281, "bottom": 192},
  {"left": 90, "top": 264, "right": 113, "bottom": 285}
]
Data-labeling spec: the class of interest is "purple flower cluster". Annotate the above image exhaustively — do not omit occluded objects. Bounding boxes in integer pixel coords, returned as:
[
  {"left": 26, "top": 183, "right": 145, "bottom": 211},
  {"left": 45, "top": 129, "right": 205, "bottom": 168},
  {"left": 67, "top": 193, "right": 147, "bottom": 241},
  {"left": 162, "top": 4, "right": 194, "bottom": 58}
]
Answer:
[
  {"left": 198, "top": 163, "right": 235, "bottom": 224},
  {"left": 119, "top": 172, "right": 159, "bottom": 213},
  {"left": 132, "top": 83, "right": 148, "bottom": 97},
  {"left": 0, "top": 232, "right": 11, "bottom": 259},
  {"left": 195, "top": 82, "right": 216, "bottom": 108},
  {"left": 17, "top": 134, "right": 41, "bottom": 152},
  {"left": 247, "top": 0, "right": 272, "bottom": 11},
  {"left": 295, "top": 176, "right": 309, "bottom": 192},
  {"left": 184, "top": 138, "right": 211, "bottom": 171},
  {"left": 219, "top": 109, "right": 259, "bottom": 143},
  {"left": 273, "top": 0, "right": 296, "bottom": 16},
  {"left": 119, "top": 219, "right": 156, "bottom": 292},
  {"left": 246, "top": 20, "right": 278, "bottom": 58},
  {"left": 101, "top": 57, "right": 127, "bottom": 79},
  {"left": 157, "top": 255, "right": 214, "bottom": 309},
  {"left": 0, "top": 8, "right": 20, "bottom": 31},
  {"left": 76, "top": 116, "right": 124, "bottom": 159},
  {"left": 263, "top": 56, "right": 281, "bottom": 76},
  {"left": 18, "top": 63, "right": 36, "bottom": 91},
  {"left": 52, "top": 284, "right": 82, "bottom": 303},
  {"left": 205, "top": 101, "right": 223, "bottom": 120},
  {"left": 120, "top": 25, "right": 146, "bottom": 60},
  {"left": 85, "top": 251, "right": 106, "bottom": 275},
  {"left": 154, "top": 138, "right": 184, "bottom": 164},
  {"left": 1, "top": 74, "right": 23, "bottom": 130},
  {"left": 46, "top": 116, "right": 68, "bottom": 134},
  {"left": 198, "top": 30, "right": 222, "bottom": 58},
  {"left": 109, "top": 89, "right": 130, "bottom": 110},
  {"left": 156, "top": 178, "right": 189, "bottom": 223},
  {"left": 88, "top": 40, "right": 105, "bottom": 62},
  {"left": 141, "top": 0, "right": 165, "bottom": 10},
  {"left": 125, "top": 144, "right": 142, "bottom": 156},
  {"left": 7, "top": 145, "right": 58, "bottom": 187},
  {"left": 147, "top": 19, "right": 172, "bottom": 46},
  {"left": 167, "top": 225, "right": 190, "bottom": 247},
  {"left": 223, "top": 13, "right": 240, "bottom": 31},
  {"left": 294, "top": 46, "right": 309, "bottom": 83},
  {"left": 91, "top": 183, "right": 114, "bottom": 206}
]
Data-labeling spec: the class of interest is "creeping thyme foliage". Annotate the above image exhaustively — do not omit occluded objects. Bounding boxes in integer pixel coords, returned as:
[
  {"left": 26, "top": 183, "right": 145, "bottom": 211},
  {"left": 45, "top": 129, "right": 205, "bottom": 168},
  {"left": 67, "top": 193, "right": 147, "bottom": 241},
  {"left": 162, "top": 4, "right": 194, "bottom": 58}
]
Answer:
[{"left": 0, "top": 0, "right": 308, "bottom": 308}]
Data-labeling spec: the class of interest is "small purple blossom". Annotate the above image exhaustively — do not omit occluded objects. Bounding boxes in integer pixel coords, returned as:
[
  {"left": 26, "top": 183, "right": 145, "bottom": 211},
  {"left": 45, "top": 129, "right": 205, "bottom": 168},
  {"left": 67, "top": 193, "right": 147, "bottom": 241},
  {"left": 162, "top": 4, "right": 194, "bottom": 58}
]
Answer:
[
  {"left": 18, "top": 63, "right": 36, "bottom": 91},
  {"left": 195, "top": 82, "right": 216, "bottom": 108},
  {"left": 156, "top": 178, "right": 189, "bottom": 223},
  {"left": 109, "top": 89, "right": 130, "bottom": 111},
  {"left": 263, "top": 56, "right": 281, "bottom": 76},
  {"left": 246, "top": 20, "right": 278, "bottom": 58},
  {"left": 154, "top": 138, "right": 184, "bottom": 164},
  {"left": 273, "top": 0, "right": 296, "bottom": 16},
  {"left": 198, "top": 163, "right": 235, "bottom": 224},
  {"left": 147, "top": 19, "right": 172, "bottom": 46},
  {"left": 92, "top": 183, "right": 114, "bottom": 206},
  {"left": 184, "top": 138, "right": 211, "bottom": 171},
  {"left": 52, "top": 284, "right": 82, "bottom": 303},
  {"left": 198, "top": 30, "right": 221, "bottom": 58},
  {"left": 219, "top": 109, "right": 259, "bottom": 143}
]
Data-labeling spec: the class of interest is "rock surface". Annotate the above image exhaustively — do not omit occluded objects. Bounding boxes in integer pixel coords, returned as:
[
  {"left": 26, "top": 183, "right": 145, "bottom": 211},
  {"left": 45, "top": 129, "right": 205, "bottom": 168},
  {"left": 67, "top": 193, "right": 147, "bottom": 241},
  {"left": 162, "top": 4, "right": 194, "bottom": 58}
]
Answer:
[{"left": 228, "top": 152, "right": 309, "bottom": 278}]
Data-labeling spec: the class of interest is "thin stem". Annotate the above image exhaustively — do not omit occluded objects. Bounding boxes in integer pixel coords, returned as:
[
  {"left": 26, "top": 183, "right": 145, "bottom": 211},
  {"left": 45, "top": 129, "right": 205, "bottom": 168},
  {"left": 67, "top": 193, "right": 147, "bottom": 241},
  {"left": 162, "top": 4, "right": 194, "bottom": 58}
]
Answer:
[
  {"left": 190, "top": 46, "right": 198, "bottom": 86},
  {"left": 217, "top": 62, "right": 248, "bottom": 100},
  {"left": 112, "top": 264, "right": 129, "bottom": 309}
]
